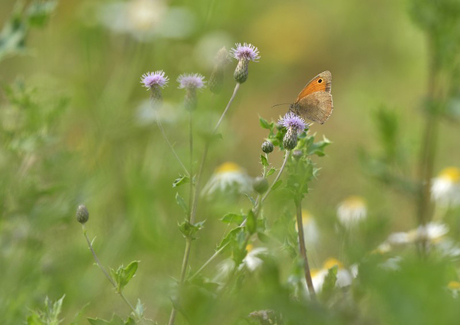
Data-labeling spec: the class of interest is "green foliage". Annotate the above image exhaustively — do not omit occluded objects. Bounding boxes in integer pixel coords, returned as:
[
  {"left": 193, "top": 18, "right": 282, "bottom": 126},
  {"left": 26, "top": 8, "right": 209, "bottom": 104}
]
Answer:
[
  {"left": 178, "top": 220, "right": 205, "bottom": 240},
  {"left": 88, "top": 315, "right": 135, "bottom": 325},
  {"left": 110, "top": 261, "right": 140, "bottom": 293},
  {"left": 27, "top": 295, "right": 65, "bottom": 325}
]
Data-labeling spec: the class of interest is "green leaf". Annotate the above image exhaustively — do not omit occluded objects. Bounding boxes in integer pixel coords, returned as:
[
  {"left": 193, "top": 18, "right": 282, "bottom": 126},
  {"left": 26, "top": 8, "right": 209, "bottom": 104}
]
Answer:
[
  {"left": 271, "top": 180, "right": 283, "bottom": 191},
  {"left": 175, "top": 193, "right": 189, "bottom": 214},
  {"left": 26, "top": 1, "right": 57, "bottom": 27},
  {"left": 88, "top": 315, "right": 126, "bottom": 325},
  {"left": 110, "top": 261, "right": 140, "bottom": 293},
  {"left": 217, "top": 227, "right": 243, "bottom": 250},
  {"left": 307, "top": 136, "right": 331, "bottom": 157},
  {"left": 267, "top": 167, "right": 276, "bottom": 176},
  {"left": 221, "top": 213, "right": 244, "bottom": 225},
  {"left": 321, "top": 265, "right": 338, "bottom": 301},
  {"left": 246, "top": 209, "right": 256, "bottom": 235},
  {"left": 178, "top": 220, "right": 205, "bottom": 239},
  {"left": 133, "top": 300, "right": 144, "bottom": 320},
  {"left": 260, "top": 154, "right": 269, "bottom": 167},
  {"left": 172, "top": 175, "right": 190, "bottom": 188},
  {"left": 259, "top": 117, "right": 272, "bottom": 129},
  {"left": 27, "top": 295, "right": 65, "bottom": 325},
  {"left": 257, "top": 232, "right": 270, "bottom": 243}
]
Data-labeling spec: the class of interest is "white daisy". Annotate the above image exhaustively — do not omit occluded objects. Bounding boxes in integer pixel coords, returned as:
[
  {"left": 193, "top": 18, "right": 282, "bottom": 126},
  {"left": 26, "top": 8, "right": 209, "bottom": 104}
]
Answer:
[
  {"left": 337, "top": 196, "right": 367, "bottom": 229},
  {"left": 431, "top": 167, "right": 460, "bottom": 208},
  {"left": 202, "top": 162, "right": 252, "bottom": 196}
]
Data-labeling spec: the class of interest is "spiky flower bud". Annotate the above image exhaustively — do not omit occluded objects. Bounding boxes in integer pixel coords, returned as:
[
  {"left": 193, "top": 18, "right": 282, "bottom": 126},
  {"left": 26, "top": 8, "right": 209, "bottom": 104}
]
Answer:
[
  {"left": 261, "top": 141, "right": 274, "bottom": 154},
  {"left": 230, "top": 43, "right": 260, "bottom": 84},
  {"left": 253, "top": 177, "right": 269, "bottom": 194},
  {"left": 209, "top": 47, "right": 230, "bottom": 94},
  {"left": 283, "top": 127, "right": 298, "bottom": 150},
  {"left": 76, "top": 205, "right": 89, "bottom": 224}
]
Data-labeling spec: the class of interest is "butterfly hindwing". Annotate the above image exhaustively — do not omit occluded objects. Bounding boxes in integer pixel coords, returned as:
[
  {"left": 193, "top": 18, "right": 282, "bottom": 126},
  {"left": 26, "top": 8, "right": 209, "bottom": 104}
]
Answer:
[{"left": 294, "top": 91, "right": 333, "bottom": 125}]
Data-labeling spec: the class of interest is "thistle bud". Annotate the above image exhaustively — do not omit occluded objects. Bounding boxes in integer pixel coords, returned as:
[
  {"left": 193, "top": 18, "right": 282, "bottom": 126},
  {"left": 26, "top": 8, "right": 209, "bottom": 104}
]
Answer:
[
  {"left": 230, "top": 43, "right": 260, "bottom": 84},
  {"left": 283, "top": 127, "right": 298, "bottom": 150},
  {"left": 261, "top": 141, "right": 274, "bottom": 154},
  {"left": 177, "top": 73, "right": 206, "bottom": 111},
  {"left": 209, "top": 47, "right": 230, "bottom": 94},
  {"left": 253, "top": 177, "right": 269, "bottom": 194},
  {"left": 76, "top": 205, "right": 89, "bottom": 224}
]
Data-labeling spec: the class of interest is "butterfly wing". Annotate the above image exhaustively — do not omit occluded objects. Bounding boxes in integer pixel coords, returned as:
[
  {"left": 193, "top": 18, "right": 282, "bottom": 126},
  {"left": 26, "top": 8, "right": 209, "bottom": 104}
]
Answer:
[
  {"left": 293, "top": 92, "right": 333, "bottom": 124},
  {"left": 295, "top": 70, "right": 332, "bottom": 102}
]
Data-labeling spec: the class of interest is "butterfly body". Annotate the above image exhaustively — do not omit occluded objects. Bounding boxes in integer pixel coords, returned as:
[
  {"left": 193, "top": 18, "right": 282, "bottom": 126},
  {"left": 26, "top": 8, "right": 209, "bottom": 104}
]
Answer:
[{"left": 289, "top": 70, "right": 333, "bottom": 124}]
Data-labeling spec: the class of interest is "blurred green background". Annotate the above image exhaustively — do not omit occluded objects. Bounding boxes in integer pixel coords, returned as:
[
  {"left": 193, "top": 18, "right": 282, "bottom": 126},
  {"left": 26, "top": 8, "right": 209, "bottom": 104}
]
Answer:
[{"left": 1, "top": 0, "right": 460, "bottom": 324}]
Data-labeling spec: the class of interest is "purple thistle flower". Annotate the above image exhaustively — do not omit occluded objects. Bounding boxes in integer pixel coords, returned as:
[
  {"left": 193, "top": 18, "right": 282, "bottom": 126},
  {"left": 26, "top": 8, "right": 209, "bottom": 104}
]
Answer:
[
  {"left": 230, "top": 43, "right": 260, "bottom": 62},
  {"left": 279, "top": 112, "right": 306, "bottom": 133},
  {"left": 177, "top": 73, "right": 206, "bottom": 90},
  {"left": 140, "top": 71, "right": 169, "bottom": 89}
]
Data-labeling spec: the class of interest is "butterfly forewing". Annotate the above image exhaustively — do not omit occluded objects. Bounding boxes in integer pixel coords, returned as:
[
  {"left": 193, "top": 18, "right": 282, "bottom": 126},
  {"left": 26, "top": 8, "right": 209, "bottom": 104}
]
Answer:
[
  {"left": 295, "top": 70, "right": 332, "bottom": 103},
  {"left": 294, "top": 91, "right": 333, "bottom": 124}
]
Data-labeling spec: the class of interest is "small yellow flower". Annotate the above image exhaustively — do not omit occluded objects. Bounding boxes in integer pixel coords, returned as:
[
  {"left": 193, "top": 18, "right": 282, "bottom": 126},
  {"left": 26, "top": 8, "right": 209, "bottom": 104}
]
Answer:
[
  {"left": 448, "top": 281, "right": 460, "bottom": 290},
  {"left": 323, "top": 258, "right": 343, "bottom": 270}
]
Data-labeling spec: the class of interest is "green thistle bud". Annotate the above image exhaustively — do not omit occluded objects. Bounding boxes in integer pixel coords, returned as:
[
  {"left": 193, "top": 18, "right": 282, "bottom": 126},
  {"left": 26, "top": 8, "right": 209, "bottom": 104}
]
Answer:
[
  {"left": 234, "top": 59, "right": 249, "bottom": 84},
  {"left": 283, "top": 127, "right": 298, "bottom": 150},
  {"left": 185, "top": 88, "right": 197, "bottom": 111},
  {"left": 253, "top": 177, "right": 269, "bottom": 194},
  {"left": 261, "top": 141, "right": 274, "bottom": 154},
  {"left": 76, "top": 205, "right": 89, "bottom": 224},
  {"left": 209, "top": 47, "right": 230, "bottom": 94}
]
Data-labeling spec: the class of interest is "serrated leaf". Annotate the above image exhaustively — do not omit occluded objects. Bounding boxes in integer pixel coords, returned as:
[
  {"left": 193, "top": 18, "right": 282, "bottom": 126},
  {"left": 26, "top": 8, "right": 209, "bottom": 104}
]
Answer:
[
  {"left": 259, "top": 117, "right": 271, "bottom": 129},
  {"left": 172, "top": 175, "right": 190, "bottom": 188},
  {"left": 260, "top": 154, "right": 269, "bottom": 167},
  {"left": 110, "top": 261, "right": 139, "bottom": 292},
  {"left": 307, "top": 136, "right": 331, "bottom": 157},
  {"left": 88, "top": 315, "right": 125, "bottom": 325},
  {"left": 321, "top": 265, "right": 338, "bottom": 301},
  {"left": 175, "top": 193, "right": 189, "bottom": 214},
  {"left": 267, "top": 167, "right": 276, "bottom": 176},
  {"left": 217, "top": 227, "right": 243, "bottom": 250},
  {"left": 178, "top": 219, "right": 205, "bottom": 239},
  {"left": 221, "top": 213, "right": 244, "bottom": 225},
  {"left": 246, "top": 209, "right": 257, "bottom": 235}
]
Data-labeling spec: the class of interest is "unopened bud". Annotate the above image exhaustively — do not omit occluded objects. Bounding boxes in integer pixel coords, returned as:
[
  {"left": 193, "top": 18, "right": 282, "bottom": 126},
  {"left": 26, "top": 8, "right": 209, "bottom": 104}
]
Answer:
[
  {"left": 76, "top": 205, "right": 89, "bottom": 224},
  {"left": 234, "top": 59, "right": 249, "bottom": 84},
  {"left": 261, "top": 141, "right": 274, "bottom": 154},
  {"left": 253, "top": 177, "right": 269, "bottom": 194},
  {"left": 209, "top": 47, "right": 230, "bottom": 94},
  {"left": 283, "top": 127, "right": 298, "bottom": 150}
]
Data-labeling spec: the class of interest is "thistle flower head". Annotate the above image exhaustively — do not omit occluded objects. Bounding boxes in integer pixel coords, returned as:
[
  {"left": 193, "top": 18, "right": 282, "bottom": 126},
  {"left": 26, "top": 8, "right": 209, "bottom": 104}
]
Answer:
[
  {"left": 140, "top": 70, "right": 169, "bottom": 89},
  {"left": 230, "top": 43, "right": 260, "bottom": 62},
  {"left": 177, "top": 73, "right": 206, "bottom": 90},
  {"left": 279, "top": 112, "right": 306, "bottom": 134}
]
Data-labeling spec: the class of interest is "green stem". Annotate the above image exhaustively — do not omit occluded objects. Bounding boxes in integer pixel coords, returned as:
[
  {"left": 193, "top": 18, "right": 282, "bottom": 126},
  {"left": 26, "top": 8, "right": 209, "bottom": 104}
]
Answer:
[{"left": 82, "top": 226, "right": 138, "bottom": 318}]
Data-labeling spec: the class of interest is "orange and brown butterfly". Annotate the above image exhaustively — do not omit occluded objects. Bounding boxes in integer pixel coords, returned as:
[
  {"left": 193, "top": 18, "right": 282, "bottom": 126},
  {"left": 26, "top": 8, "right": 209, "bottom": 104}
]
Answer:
[{"left": 289, "top": 71, "right": 333, "bottom": 125}]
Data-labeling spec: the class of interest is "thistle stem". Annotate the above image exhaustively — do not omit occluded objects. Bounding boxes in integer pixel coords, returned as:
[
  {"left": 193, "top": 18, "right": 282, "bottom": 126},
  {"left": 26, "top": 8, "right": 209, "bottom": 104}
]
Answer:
[
  {"left": 295, "top": 201, "right": 316, "bottom": 300},
  {"left": 82, "top": 225, "right": 138, "bottom": 316},
  {"left": 168, "top": 82, "right": 242, "bottom": 325}
]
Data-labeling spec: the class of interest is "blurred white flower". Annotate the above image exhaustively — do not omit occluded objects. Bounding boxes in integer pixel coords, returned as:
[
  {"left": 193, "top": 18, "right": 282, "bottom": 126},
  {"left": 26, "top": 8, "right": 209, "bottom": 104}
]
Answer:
[
  {"left": 135, "top": 100, "right": 180, "bottom": 125},
  {"left": 380, "top": 256, "right": 403, "bottom": 271},
  {"left": 97, "top": 0, "right": 194, "bottom": 41},
  {"left": 202, "top": 162, "right": 252, "bottom": 196},
  {"left": 431, "top": 167, "right": 460, "bottom": 208},
  {"left": 448, "top": 281, "right": 460, "bottom": 298},
  {"left": 295, "top": 210, "right": 320, "bottom": 248},
  {"left": 337, "top": 196, "right": 367, "bottom": 229},
  {"left": 310, "top": 258, "right": 352, "bottom": 293},
  {"left": 241, "top": 244, "right": 268, "bottom": 272}
]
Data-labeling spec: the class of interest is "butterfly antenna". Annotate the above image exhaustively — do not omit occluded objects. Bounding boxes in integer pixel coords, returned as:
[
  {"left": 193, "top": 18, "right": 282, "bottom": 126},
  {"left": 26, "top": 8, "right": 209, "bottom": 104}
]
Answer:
[{"left": 271, "top": 102, "right": 291, "bottom": 109}]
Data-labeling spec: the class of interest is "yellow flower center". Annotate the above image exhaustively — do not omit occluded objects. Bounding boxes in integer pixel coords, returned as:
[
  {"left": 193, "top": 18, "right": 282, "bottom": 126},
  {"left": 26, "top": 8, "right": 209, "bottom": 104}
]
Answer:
[
  {"left": 323, "top": 258, "right": 343, "bottom": 270},
  {"left": 310, "top": 268, "right": 320, "bottom": 277},
  {"left": 448, "top": 281, "right": 460, "bottom": 290},
  {"left": 246, "top": 244, "right": 254, "bottom": 252},
  {"left": 341, "top": 196, "right": 366, "bottom": 209},
  {"left": 439, "top": 167, "right": 460, "bottom": 183},
  {"left": 216, "top": 162, "right": 242, "bottom": 174}
]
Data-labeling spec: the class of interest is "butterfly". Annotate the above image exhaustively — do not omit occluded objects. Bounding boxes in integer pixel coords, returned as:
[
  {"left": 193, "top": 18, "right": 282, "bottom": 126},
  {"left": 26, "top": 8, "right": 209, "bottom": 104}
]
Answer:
[{"left": 289, "top": 71, "right": 333, "bottom": 124}]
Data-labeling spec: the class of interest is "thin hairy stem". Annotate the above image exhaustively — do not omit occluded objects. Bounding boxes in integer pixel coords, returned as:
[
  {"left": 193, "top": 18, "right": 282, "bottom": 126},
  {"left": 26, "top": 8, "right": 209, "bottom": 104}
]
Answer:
[
  {"left": 189, "top": 110, "right": 194, "bottom": 220},
  {"left": 168, "top": 83, "right": 242, "bottom": 325},
  {"left": 155, "top": 119, "right": 189, "bottom": 176},
  {"left": 295, "top": 201, "right": 316, "bottom": 300},
  {"left": 82, "top": 226, "right": 138, "bottom": 316},
  {"left": 189, "top": 242, "right": 229, "bottom": 280}
]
